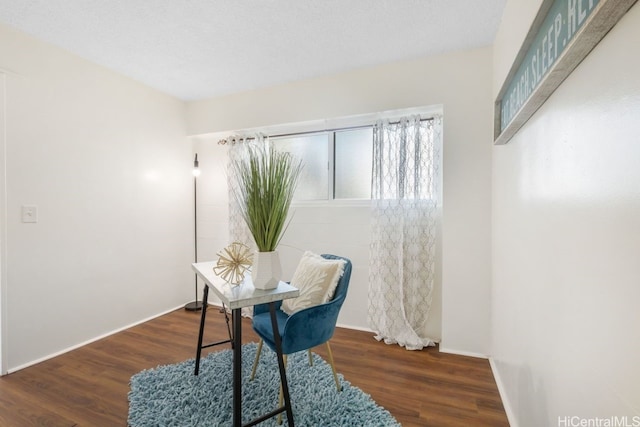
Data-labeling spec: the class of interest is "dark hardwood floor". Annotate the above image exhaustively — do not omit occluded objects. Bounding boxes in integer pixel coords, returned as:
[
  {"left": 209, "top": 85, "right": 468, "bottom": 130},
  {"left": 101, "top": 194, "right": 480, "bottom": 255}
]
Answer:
[{"left": 0, "top": 307, "right": 508, "bottom": 426}]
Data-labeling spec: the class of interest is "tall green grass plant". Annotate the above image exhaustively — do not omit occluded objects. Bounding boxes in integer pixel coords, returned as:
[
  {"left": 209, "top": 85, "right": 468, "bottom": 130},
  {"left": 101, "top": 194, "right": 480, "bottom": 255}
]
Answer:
[{"left": 232, "top": 143, "right": 302, "bottom": 252}]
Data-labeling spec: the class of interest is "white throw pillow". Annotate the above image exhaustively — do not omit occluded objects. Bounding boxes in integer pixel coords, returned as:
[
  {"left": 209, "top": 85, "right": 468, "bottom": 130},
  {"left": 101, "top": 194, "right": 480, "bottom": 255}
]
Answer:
[{"left": 281, "top": 251, "right": 346, "bottom": 316}]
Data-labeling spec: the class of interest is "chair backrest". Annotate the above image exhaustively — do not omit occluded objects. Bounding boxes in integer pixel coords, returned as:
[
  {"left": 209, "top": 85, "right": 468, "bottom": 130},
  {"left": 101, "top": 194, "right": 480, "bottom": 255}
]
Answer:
[{"left": 321, "top": 254, "right": 352, "bottom": 307}]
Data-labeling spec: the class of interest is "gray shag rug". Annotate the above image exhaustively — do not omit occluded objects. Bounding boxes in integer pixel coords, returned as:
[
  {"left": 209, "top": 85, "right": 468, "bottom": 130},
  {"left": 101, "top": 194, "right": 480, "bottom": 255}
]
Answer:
[{"left": 128, "top": 342, "right": 400, "bottom": 426}]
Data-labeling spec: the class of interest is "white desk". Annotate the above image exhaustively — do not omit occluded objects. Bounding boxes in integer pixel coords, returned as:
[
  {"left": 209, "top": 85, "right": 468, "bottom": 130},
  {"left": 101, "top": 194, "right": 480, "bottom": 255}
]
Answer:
[{"left": 192, "top": 261, "right": 299, "bottom": 427}]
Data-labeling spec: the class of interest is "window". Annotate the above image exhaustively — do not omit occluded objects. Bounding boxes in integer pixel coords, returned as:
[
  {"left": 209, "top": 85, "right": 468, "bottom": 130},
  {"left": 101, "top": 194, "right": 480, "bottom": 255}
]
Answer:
[
  {"left": 262, "top": 108, "right": 441, "bottom": 202},
  {"left": 272, "top": 127, "right": 373, "bottom": 201},
  {"left": 334, "top": 128, "right": 373, "bottom": 199},
  {"left": 272, "top": 133, "right": 330, "bottom": 201}
]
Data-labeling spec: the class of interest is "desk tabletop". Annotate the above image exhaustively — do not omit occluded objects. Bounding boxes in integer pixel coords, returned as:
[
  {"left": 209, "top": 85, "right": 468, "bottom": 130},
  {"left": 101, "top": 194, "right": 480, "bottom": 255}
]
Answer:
[{"left": 192, "top": 261, "right": 299, "bottom": 310}]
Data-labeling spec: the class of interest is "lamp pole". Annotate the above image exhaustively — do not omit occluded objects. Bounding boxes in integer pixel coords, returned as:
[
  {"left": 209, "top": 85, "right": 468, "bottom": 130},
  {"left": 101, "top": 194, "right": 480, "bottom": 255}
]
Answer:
[{"left": 185, "top": 153, "right": 203, "bottom": 311}]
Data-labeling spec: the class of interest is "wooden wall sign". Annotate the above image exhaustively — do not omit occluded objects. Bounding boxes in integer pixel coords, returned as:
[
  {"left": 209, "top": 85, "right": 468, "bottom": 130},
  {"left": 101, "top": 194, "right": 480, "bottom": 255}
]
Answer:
[{"left": 494, "top": 0, "right": 638, "bottom": 145}]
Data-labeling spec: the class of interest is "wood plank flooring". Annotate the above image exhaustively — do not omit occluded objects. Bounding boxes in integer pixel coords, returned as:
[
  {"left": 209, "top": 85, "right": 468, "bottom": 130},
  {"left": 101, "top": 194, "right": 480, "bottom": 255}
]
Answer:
[{"left": 0, "top": 308, "right": 508, "bottom": 426}]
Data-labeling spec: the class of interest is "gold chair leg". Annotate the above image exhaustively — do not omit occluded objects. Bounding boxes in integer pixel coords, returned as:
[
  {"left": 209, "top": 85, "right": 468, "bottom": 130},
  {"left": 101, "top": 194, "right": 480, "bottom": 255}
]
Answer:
[
  {"left": 325, "top": 341, "right": 341, "bottom": 391},
  {"left": 277, "top": 355, "right": 288, "bottom": 425},
  {"left": 307, "top": 349, "right": 313, "bottom": 366},
  {"left": 250, "top": 339, "right": 263, "bottom": 381}
]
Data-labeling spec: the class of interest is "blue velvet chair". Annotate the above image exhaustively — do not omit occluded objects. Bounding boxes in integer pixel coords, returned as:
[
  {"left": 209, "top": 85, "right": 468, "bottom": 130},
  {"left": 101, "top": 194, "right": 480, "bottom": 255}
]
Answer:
[{"left": 250, "top": 254, "right": 352, "bottom": 393}]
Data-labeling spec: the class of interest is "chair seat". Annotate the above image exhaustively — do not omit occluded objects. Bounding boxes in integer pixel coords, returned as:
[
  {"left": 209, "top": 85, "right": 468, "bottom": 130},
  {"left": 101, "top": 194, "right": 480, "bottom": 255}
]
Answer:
[{"left": 253, "top": 309, "right": 289, "bottom": 349}]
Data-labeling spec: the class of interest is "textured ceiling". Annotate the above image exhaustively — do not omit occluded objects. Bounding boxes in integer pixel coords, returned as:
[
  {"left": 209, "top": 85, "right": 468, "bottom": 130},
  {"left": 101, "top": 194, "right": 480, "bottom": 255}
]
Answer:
[{"left": 0, "top": 0, "right": 506, "bottom": 101}]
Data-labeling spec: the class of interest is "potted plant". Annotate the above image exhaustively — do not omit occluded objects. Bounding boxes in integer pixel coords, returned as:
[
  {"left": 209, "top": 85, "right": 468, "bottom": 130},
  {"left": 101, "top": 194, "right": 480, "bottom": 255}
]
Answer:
[{"left": 231, "top": 143, "right": 302, "bottom": 289}]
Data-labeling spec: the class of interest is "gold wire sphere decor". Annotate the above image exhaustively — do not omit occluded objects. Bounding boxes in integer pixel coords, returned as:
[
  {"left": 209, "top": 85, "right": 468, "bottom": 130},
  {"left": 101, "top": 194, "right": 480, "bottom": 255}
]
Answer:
[{"left": 212, "top": 242, "right": 253, "bottom": 286}]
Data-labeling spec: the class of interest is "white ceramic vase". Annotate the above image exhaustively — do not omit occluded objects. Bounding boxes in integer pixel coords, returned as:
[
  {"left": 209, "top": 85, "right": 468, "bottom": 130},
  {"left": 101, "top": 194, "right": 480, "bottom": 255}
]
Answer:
[{"left": 252, "top": 251, "right": 281, "bottom": 290}]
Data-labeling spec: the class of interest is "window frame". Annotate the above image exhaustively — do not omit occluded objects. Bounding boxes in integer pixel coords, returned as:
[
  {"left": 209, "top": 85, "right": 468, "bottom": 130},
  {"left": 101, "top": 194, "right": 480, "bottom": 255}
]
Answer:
[{"left": 225, "top": 106, "right": 443, "bottom": 207}]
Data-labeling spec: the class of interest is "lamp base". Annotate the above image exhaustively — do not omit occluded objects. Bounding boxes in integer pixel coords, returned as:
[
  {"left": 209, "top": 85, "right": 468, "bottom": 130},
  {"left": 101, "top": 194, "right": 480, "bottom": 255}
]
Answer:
[{"left": 184, "top": 301, "right": 203, "bottom": 311}]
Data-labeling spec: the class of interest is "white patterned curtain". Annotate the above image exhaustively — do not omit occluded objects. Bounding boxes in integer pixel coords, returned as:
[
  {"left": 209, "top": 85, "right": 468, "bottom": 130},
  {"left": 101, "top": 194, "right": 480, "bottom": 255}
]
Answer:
[{"left": 368, "top": 115, "right": 442, "bottom": 350}]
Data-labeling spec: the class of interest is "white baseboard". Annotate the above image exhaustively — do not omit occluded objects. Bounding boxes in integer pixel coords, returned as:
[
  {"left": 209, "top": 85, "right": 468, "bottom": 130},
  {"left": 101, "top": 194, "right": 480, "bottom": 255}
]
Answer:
[
  {"left": 7, "top": 304, "right": 186, "bottom": 374},
  {"left": 489, "top": 357, "right": 517, "bottom": 427},
  {"left": 438, "top": 346, "right": 489, "bottom": 359},
  {"left": 336, "top": 322, "right": 375, "bottom": 333}
]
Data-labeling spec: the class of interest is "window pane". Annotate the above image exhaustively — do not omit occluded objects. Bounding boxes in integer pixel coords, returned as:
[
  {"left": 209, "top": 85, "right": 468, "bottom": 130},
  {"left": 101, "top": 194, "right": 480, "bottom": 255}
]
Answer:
[
  {"left": 334, "top": 128, "right": 373, "bottom": 199},
  {"left": 272, "top": 133, "right": 329, "bottom": 201}
]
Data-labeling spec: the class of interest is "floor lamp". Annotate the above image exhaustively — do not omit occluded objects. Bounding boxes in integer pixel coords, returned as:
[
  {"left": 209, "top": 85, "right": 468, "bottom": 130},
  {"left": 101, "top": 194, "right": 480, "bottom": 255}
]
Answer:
[{"left": 185, "top": 153, "right": 203, "bottom": 311}]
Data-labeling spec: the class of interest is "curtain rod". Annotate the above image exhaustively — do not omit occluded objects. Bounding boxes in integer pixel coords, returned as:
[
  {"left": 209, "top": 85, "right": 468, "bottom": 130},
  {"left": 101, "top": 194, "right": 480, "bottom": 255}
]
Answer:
[{"left": 217, "top": 117, "right": 434, "bottom": 145}]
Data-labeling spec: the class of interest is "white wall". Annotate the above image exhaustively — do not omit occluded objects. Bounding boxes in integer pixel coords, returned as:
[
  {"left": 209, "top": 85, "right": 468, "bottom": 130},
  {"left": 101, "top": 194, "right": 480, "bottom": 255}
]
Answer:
[
  {"left": 188, "top": 46, "right": 494, "bottom": 355},
  {"left": 492, "top": 2, "right": 640, "bottom": 425},
  {"left": 0, "top": 23, "right": 193, "bottom": 371},
  {"left": 0, "top": 71, "right": 6, "bottom": 371}
]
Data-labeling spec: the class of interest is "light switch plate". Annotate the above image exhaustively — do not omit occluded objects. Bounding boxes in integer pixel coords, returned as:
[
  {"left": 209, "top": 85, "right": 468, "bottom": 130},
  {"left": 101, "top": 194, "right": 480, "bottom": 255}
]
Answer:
[{"left": 21, "top": 205, "right": 38, "bottom": 223}]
